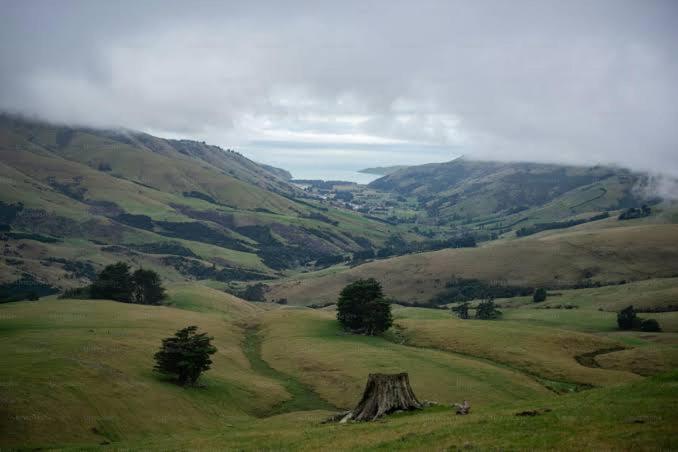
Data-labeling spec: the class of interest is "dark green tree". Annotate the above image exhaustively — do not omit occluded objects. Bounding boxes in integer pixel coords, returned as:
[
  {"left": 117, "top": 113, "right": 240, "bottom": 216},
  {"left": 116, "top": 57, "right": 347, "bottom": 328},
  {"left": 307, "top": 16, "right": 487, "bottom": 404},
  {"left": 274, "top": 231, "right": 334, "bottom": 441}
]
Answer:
[
  {"left": 90, "top": 262, "right": 134, "bottom": 302},
  {"left": 533, "top": 288, "right": 547, "bottom": 303},
  {"left": 640, "top": 318, "right": 661, "bottom": 332},
  {"left": 133, "top": 268, "right": 166, "bottom": 305},
  {"left": 452, "top": 302, "right": 470, "bottom": 319},
  {"left": 337, "top": 278, "right": 392, "bottom": 335},
  {"left": 153, "top": 326, "right": 217, "bottom": 386},
  {"left": 475, "top": 298, "right": 501, "bottom": 320},
  {"left": 617, "top": 305, "right": 637, "bottom": 330}
]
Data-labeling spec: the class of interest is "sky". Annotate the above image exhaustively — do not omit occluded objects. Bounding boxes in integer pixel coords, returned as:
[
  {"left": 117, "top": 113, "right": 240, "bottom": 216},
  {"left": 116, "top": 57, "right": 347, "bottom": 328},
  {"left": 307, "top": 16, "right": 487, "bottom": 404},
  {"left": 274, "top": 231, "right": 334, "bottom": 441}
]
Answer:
[{"left": 1, "top": 0, "right": 677, "bottom": 179}]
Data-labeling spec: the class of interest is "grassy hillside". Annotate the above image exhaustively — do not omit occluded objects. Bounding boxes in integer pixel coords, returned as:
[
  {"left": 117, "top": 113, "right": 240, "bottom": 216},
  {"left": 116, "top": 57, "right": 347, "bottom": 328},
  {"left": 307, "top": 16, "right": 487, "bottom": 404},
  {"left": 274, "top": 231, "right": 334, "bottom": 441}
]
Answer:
[
  {"left": 257, "top": 309, "right": 550, "bottom": 409},
  {"left": 118, "top": 372, "right": 678, "bottom": 451},
  {"left": 0, "top": 115, "right": 400, "bottom": 297},
  {"left": 2, "top": 282, "right": 677, "bottom": 449},
  {"left": 0, "top": 296, "right": 290, "bottom": 447},
  {"left": 370, "top": 158, "right": 650, "bottom": 221},
  {"left": 267, "top": 224, "right": 678, "bottom": 305}
]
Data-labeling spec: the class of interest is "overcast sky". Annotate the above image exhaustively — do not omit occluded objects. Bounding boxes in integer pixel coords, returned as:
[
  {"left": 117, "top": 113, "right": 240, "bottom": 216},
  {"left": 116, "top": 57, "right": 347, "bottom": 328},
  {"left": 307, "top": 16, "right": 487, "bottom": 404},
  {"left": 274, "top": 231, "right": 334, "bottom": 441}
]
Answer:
[{"left": 1, "top": 0, "right": 677, "bottom": 177}]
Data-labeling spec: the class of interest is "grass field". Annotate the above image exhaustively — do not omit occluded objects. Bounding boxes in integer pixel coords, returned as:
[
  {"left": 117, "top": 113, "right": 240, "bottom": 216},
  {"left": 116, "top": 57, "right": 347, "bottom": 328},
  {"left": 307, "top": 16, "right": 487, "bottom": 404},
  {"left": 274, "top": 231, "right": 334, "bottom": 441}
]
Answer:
[
  {"left": 0, "top": 297, "right": 288, "bottom": 447},
  {"left": 268, "top": 224, "right": 678, "bottom": 305},
  {"left": 1, "top": 279, "right": 677, "bottom": 449},
  {"left": 114, "top": 372, "right": 678, "bottom": 451}
]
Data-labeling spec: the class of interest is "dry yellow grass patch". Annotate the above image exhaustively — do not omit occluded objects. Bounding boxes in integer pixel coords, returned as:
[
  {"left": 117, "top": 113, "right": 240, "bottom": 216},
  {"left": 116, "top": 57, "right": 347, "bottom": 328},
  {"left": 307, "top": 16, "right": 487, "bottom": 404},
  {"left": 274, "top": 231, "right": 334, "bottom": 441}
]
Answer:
[{"left": 397, "top": 317, "right": 641, "bottom": 387}]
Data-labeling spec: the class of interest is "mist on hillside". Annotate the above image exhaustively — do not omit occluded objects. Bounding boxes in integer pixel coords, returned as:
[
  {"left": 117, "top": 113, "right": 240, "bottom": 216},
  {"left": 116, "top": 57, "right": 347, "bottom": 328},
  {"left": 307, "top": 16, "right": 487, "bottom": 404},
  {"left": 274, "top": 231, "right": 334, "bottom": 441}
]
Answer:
[{"left": 1, "top": 0, "right": 677, "bottom": 177}]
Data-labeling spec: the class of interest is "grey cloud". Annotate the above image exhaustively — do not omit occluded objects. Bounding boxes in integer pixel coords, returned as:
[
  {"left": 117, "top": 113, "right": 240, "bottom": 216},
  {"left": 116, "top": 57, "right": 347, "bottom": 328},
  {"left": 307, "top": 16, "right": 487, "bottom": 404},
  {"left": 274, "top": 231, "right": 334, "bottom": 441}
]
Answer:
[{"left": 1, "top": 0, "right": 677, "bottom": 175}]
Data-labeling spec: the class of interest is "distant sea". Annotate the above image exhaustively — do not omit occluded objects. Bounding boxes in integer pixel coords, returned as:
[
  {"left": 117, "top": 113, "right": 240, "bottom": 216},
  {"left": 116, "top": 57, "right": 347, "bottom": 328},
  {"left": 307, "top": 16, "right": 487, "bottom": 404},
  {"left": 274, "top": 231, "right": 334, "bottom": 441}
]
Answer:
[{"left": 288, "top": 168, "right": 382, "bottom": 184}]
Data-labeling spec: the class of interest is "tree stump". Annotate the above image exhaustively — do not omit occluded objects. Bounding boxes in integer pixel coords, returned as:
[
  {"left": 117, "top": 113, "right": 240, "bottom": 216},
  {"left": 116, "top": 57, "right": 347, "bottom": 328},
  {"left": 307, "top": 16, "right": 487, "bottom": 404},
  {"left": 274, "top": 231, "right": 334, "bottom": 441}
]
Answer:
[
  {"left": 340, "top": 373, "right": 422, "bottom": 422},
  {"left": 454, "top": 400, "right": 470, "bottom": 415}
]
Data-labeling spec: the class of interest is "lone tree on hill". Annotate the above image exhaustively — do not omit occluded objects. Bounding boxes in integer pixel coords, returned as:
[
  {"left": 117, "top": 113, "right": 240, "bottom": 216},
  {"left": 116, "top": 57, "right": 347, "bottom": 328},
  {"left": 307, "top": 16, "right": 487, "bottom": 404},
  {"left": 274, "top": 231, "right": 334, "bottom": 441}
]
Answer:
[
  {"left": 617, "top": 305, "right": 637, "bottom": 330},
  {"left": 154, "top": 326, "right": 217, "bottom": 386},
  {"left": 533, "top": 288, "right": 547, "bottom": 303},
  {"left": 337, "top": 278, "right": 392, "bottom": 335}
]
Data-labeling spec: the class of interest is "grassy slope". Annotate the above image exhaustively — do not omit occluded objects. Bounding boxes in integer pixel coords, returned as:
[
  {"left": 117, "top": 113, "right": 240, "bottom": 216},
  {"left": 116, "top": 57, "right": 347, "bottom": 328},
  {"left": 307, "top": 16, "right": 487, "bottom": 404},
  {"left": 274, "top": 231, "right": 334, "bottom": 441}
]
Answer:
[
  {"left": 258, "top": 309, "right": 550, "bottom": 410},
  {"left": 397, "top": 317, "right": 638, "bottom": 387},
  {"left": 0, "top": 117, "right": 399, "bottom": 289},
  {"left": 1, "top": 280, "right": 677, "bottom": 449},
  {"left": 268, "top": 223, "right": 678, "bottom": 305},
  {"left": 121, "top": 372, "right": 678, "bottom": 451},
  {"left": 0, "top": 297, "right": 288, "bottom": 447}
]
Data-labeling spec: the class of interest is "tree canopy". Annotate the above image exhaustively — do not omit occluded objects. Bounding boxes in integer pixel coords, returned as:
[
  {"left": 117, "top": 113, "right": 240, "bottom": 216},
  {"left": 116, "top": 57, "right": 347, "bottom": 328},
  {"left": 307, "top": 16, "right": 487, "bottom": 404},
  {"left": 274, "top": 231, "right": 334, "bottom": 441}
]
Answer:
[
  {"left": 533, "top": 288, "right": 547, "bottom": 303},
  {"left": 337, "top": 278, "right": 392, "bottom": 335},
  {"left": 153, "top": 326, "right": 217, "bottom": 386},
  {"left": 617, "top": 305, "right": 637, "bottom": 330},
  {"left": 90, "top": 262, "right": 166, "bottom": 305}
]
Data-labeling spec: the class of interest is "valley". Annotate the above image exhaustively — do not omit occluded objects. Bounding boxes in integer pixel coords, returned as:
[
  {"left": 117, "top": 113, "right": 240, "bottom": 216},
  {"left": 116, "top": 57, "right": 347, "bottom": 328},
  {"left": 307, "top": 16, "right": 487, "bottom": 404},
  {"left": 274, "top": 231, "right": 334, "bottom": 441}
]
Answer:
[{"left": 1, "top": 116, "right": 677, "bottom": 450}]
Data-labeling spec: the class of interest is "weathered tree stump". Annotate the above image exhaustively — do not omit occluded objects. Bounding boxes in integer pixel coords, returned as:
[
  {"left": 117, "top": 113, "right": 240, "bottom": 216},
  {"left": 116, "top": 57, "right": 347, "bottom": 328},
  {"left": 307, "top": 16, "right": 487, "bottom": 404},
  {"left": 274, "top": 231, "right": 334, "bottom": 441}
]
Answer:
[
  {"left": 339, "top": 373, "right": 422, "bottom": 422},
  {"left": 454, "top": 400, "right": 470, "bottom": 415}
]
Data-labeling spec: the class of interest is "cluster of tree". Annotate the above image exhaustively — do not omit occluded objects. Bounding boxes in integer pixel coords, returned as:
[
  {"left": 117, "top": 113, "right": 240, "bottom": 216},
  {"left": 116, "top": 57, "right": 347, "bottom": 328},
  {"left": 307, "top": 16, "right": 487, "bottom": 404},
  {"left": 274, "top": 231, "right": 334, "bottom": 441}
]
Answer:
[
  {"left": 160, "top": 255, "right": 268, "bottom": 281},
  {"left": 226, "top": 282, "right": 269, "bottom": 302},
  {"left": 130, "top": 241, "right": 199, "bottom": 258},
  {"left": 352, "top": 249, "right": 376, "bottom": 262},
  {"left": 44, "top": 257, "right": 97, "bottom": 280},
  {"left": 618, "top": 205, "right": 651, "bottom": 220},
  {"left": 0, "top": 201, "right": 24, "bottom": 226},
  {"left": 334, "top": 191, "right": 354, "bottom": 202},
  {"left": 516, "top": 213, "right": 610, "bottom": 237},
  {"left": 337, "top": 279, "right": 392, "bottom": 335},
  {"left": 617, "top": 305, "right": 661, "bottom": 332},
  {"left": 533, "top": 288, "right": 547, "bottom": 303},
  {"left": 0, "top": 273, "right": 59, "bottom": 303},
  {"left": 452, "top": 298, "right": 501, "bottom": 320},
  {"left": 314, "top": 254, "right": 346, "bottom": 268},
  {"left": 304, "top": 212, "right": 339, "bottom": 226},
  {"left": 154, "top": 325, "right": 217, "bottom": 386},
  {"left": 375, "top": 234, "right": 476, "bottom": 259},
  {"left": 88, "top": 262, "right": 167, "bottom": 305},
  {"left": 291, "top": 179, "right": 353, "bottom": 190},
  {"left": 431, "top": 277, "right": 533, "bottom": 305},
  {"left": 182, "top": 190, "right": 219, "bottom": 204}
]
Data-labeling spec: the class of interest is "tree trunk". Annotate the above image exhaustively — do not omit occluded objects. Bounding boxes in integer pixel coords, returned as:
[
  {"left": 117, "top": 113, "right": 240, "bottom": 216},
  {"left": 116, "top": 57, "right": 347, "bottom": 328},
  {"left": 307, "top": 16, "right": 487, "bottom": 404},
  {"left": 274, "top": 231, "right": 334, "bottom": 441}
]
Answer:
[{"left": 340, "top": 373, "right": 422, "bottom": 422}]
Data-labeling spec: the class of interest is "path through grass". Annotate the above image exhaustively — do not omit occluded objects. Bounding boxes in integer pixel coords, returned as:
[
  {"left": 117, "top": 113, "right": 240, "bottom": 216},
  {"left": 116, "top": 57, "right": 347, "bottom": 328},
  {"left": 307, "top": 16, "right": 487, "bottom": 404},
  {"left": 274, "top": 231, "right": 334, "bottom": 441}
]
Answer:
[{"left": 242, "top": 325, "right": 337, "bottom": 416}]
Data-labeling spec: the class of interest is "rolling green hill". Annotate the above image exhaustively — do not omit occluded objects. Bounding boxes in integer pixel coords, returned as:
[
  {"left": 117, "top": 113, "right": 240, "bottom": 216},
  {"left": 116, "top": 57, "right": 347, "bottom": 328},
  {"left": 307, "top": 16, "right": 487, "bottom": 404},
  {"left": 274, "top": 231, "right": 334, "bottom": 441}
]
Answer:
[
  {"left": 1, "top": 282, "right": 677, "bottom": 449},
  {"left": 0, "top": 115, "right": 400, "bottom": 297},
  {"left": 368, "top": 157, "right": 659, "bottom": 234},
  {"left": 267, "top": 223, "right": 678, "bottom": 305}
]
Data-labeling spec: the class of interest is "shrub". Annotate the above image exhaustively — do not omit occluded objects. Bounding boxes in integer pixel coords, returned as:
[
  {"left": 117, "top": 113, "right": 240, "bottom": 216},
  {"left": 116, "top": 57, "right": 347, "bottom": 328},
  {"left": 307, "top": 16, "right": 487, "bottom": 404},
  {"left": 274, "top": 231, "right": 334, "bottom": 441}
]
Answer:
[
  {"left": 153, "top": 326, "right": 217, "bottom": 386},
  {"left": 533, "top": 288, "right": 547, "bottom": 303},
  {"left": 337, "top": 278, "right": 392, "bottom": 335},
  {"left": 475, "top": 298, "right": 501, "bottom": 320},
  {"left": 452, "top": 302, "right": 470, "bottom": 319},
  {"left": 617, "top": 305, "right": 637, "bottom": 330},
  {"left": 640, "top": 318, "right": 661, "bottom": 332}
]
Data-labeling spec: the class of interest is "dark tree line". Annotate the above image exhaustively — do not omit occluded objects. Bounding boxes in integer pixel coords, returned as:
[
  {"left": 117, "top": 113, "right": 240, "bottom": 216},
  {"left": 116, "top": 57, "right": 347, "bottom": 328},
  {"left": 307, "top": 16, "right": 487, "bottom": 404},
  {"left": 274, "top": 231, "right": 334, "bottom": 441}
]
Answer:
[
  {"left": 89, "top": 262, "right": 166, "bottom": 305},
  {"left": 516, "top": 212, "right": 609, "bottom": 237},
  {"left": 617, "top": 305, "right": 661, "bottom": 332},
  {"left": 618, "top": 205, "right": 651, "bottom": 220}
]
